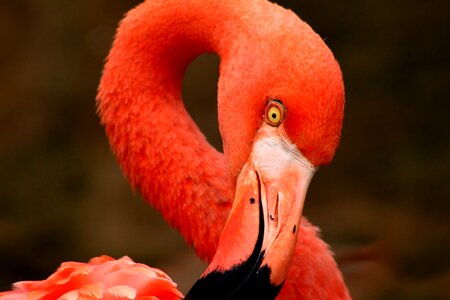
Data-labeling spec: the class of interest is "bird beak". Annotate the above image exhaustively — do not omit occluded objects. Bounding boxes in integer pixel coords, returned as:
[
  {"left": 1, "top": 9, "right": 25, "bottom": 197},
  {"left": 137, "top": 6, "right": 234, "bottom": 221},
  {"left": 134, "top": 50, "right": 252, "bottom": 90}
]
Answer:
[{"left": 186, "top": 125, "right": 315, "bottom": 298}]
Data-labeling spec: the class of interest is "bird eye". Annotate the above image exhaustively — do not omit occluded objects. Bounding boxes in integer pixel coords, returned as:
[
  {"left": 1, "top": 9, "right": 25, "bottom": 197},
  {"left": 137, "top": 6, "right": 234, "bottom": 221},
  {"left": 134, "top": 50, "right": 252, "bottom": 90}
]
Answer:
[{"left": 265, "top": 100, "right": 286, "bottom": 126}]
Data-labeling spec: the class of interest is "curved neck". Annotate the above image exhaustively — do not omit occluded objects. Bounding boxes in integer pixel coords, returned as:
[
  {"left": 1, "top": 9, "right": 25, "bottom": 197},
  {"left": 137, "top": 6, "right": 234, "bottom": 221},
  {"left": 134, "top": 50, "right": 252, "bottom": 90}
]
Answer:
[
  {"left": 98, "top": 0, "right": 239, "bottom": 259},
  {"left": 97, "top": 1, "right": 351, "bottom": 298}
]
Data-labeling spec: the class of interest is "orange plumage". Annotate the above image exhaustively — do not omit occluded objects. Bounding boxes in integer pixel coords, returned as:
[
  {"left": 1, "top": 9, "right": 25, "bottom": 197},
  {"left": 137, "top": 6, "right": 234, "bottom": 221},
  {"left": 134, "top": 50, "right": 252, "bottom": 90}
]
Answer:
[
  {"left": 1, "top": 0, "right": 351, "bottom": 299},
  {"left": 0, "top": 256, "right": 182, "bottom": 300}
]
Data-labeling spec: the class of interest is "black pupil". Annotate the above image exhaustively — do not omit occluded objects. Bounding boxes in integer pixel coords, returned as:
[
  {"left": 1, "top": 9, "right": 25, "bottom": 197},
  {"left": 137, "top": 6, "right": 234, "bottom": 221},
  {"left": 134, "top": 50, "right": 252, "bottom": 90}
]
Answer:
[{"left": 271, "top": 113, "right": 277, "bottom": 119}]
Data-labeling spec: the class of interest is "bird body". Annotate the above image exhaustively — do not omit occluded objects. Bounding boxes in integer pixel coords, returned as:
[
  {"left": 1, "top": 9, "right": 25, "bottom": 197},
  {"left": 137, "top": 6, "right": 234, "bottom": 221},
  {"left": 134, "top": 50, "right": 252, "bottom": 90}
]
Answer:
[
  {"left": 1, "top": 0, "right": 351, "bottom": 299},
  {"left": 98, "top": 0, "right": 349, "bottom": 298},
  {"left": 0, "top": 256, "right": 183, "bottom": 300}
]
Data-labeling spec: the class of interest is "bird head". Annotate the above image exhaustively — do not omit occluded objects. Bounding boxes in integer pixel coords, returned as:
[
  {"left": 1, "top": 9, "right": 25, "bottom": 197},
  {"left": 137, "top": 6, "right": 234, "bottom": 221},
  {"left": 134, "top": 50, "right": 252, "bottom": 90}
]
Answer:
[{"left": 187, "top": 4, "right": 344, "bottom": 299}]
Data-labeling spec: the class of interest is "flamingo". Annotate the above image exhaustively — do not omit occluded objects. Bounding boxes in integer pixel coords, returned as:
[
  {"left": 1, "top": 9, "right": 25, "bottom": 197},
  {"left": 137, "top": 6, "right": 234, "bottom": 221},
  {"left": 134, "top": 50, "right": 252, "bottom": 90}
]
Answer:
[{"left": 0, "top": 0, "right": 351, "bottom": 299}]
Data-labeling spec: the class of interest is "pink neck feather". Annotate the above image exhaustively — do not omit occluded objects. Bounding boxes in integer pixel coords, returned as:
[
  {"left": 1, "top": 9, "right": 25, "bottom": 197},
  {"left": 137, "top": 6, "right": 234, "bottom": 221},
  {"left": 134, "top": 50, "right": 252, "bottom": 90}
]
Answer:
[
  {"left": 97, "top": 0, "right": 351, "bottom": 298},
  {"left": 98, "top": 0, "right": 234, "bottom": 260}
]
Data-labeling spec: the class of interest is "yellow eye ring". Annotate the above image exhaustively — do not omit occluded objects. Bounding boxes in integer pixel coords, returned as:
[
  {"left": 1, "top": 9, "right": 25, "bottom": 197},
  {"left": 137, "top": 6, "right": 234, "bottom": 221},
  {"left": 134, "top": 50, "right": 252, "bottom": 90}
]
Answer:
[{"left": 265, "top": 100, "right": 286, "bottom": 127}]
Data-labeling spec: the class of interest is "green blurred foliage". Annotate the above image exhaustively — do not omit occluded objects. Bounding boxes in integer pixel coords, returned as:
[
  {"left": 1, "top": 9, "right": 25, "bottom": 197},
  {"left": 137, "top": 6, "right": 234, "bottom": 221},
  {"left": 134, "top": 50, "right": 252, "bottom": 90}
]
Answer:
[{"left": 0, "top": 1, "right": 449, "bottom": 299}]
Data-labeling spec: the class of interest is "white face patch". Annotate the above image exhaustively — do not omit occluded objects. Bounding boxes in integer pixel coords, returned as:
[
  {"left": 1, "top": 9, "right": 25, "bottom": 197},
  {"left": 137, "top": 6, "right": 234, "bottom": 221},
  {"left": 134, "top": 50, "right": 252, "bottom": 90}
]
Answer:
[{"left": 251, "top": 125, "right": 315, "bottom": 180}]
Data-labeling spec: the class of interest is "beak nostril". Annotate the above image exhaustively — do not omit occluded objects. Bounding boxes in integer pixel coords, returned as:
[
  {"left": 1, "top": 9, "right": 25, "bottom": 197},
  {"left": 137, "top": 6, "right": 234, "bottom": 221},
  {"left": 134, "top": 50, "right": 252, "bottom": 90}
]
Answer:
[
  {"left": 270, "top": 214, "right": 274, "bottom": 221},
  {"left": 293, "top": 225, "right": 296, "bottom": 233},
  {"left": 250, "top": 198, "right": 256, "bottom": 204}
]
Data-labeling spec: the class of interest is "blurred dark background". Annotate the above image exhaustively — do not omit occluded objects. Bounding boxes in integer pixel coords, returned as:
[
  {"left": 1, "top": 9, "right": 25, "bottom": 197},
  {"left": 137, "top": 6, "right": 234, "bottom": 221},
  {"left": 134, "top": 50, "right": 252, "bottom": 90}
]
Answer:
[{"left": 0, "top": 1, "right": 449, "bottom": 299}]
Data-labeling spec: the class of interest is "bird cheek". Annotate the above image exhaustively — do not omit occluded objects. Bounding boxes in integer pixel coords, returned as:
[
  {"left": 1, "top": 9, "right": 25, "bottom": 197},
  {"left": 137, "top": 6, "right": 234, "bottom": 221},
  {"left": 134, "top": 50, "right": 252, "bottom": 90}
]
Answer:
[{"left": 283, "top": 113, "right": 320, "bottom": 166}]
